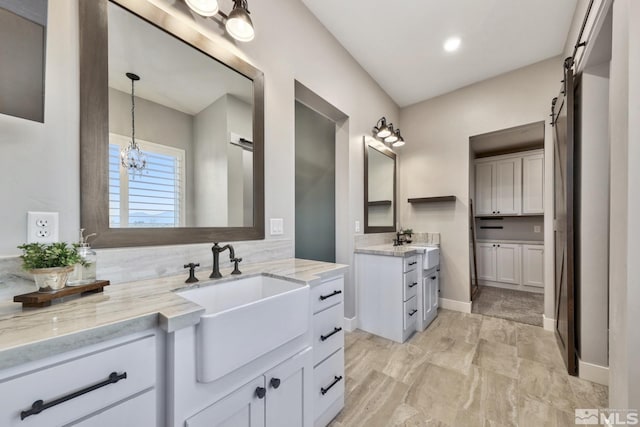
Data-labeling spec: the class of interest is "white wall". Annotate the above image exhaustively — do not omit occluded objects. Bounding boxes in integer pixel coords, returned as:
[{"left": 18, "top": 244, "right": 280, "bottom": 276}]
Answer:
[
  {"left": 0, "top": 0, "right": 399, "bottom": 319},
  {"left": 399, "top": 57, "right": 561, "bottom": 305}
]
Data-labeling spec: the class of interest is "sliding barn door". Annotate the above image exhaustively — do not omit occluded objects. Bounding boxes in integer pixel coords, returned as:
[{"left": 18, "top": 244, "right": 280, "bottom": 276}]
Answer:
[{"left": 552, "top": 58, "right": 577, "bottom": 375}]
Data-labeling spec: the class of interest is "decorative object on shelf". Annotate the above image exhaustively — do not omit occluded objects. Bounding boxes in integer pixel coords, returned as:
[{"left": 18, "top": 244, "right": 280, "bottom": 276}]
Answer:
[
  {"left": 372, "top": 117, "right": 405, "bottom": 147},
  {"left": 186, "top": 0, "right": 255, "bottom": 42},
  {"left": 68, "top": 229, "right": 97, "bottom": 286},
  {"left": 17, "top": 242, "right": 82, "bottom": 292},
  {"left": 120, "top": 72, "right": 147, "bottom": 175},
  {"left": 407, "top": 196, "right": 456, "bottom": 203},
  {"left": 14, "top": 280, "right": 111, "bottom": 308}
]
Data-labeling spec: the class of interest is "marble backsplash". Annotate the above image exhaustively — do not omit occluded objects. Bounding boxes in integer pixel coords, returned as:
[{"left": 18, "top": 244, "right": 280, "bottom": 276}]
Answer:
[
  {"left": 354, "top": 231, "right": 440, "bottom": 248},
  {"left": 1, "top": 238, "right": 293, "bottom": 286}
]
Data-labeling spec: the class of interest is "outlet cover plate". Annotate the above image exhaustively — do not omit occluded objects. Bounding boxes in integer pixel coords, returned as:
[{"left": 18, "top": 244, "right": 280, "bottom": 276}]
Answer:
[
  {"left": 27, "top": 211, "right": 59, "bottom": 243},
  {"left": 270, "top": 218, "right": 284, "bottom": 236}
]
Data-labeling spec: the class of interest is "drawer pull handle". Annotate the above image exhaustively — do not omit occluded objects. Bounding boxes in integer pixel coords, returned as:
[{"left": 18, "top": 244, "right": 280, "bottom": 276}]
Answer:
[
  {"left": 319, "top": 290, "right": 342, "bottom": 301},
  {"left": 255, "top": 386, "right": 266, "bottom": 399},
  {"left": 320, "top": 327, "right": 343, "bottom": 341},
  {"left": 431, "top": 276, "right": 437, "bottom": 280},
  {"left": 409, "top": 282, "right": 418, "bottom": 288},
  {"left": 20, "top": 371, "right": 127, "bottom": 420},
  {"left": 270, "top": 378, "right": 281, "bottom": 389},
  {"left": 408, "top": 261, "right": 417, "bottom": 266},
  {"left": 321, "top": 375, "right": 343, "bottom": 395},
  {"left": 408, "top": 309, "right": 418, "bottom": 317}
]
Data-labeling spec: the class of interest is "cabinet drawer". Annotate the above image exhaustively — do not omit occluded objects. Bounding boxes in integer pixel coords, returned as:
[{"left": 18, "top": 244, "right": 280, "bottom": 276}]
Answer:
[
  {"left": 70, "top": 389, "right": 156, "bottom": 427},
  {"left": 313, "top": 303, "right": 344, "bottom": 366},
  {"left": 0, "top": 335, "right": 156, "bottom": 427},
  {"left": 403, "top": 296, "right": 418, "bottom": 331},
  {"left": 403, "top": 269, "right": 418, "bottom": 302},
  {"left": 403, "top": 256, "right": 418, "bottom": 272},
  {"left": 311, "top": 277, "right": 344, "bottom": 314},
  {"left": 313, "top": 349, "right": 344, "bottom": 420}
]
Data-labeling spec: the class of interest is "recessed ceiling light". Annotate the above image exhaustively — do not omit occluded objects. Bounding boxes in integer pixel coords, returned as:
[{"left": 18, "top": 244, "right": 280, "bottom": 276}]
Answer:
[{"left": 443, "top": 37, "right": 461, "bottom": 53}]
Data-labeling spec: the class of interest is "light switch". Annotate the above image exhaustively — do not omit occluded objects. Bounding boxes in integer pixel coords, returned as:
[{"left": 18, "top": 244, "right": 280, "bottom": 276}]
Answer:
[
  {"left": 270, "top": 218, "right": 284, "bottom": 236},
  {"left": 355, "top": 221, "right": 361, "bottom": 233}
]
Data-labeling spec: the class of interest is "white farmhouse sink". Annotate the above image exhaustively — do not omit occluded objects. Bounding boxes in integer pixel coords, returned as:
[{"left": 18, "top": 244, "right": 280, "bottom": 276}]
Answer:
[{"left": 178, "top": 275, "right": 309, "bottom": 383}]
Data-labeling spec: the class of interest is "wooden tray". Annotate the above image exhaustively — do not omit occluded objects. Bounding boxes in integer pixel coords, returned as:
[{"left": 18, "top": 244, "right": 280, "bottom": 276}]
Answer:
[{"left": 14, "top": 280, "right": 110, "bottom": 308}]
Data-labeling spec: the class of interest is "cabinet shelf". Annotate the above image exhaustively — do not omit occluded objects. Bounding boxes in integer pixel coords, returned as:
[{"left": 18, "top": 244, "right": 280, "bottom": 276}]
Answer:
[
  {"left": 368, "top": 200, "right": 392, "bottom": 206},
  {"left": 407, "top": 196, "right": 456, "bottom": 204}
]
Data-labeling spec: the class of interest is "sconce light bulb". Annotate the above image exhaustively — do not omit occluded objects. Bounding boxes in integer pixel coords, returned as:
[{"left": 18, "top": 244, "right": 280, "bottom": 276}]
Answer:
[
  {"left": 185, "top": 0, "right": 219, "bottom": 17},
  {"left": 226, "top": 2, "right": 255, "bottom": 42}
]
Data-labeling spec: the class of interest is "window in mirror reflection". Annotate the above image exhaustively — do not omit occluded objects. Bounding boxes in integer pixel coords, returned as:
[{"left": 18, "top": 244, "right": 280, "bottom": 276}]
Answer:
[
  {"left": 107, "top": 1, "right": 254, "bottom": 228},
  {"left": 109, "top": 135, "right": 185, "bottom": 228}
]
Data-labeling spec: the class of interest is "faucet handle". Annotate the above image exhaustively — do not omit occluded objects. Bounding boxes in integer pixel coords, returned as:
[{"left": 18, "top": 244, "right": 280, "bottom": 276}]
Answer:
[
  {"left": 231, "top": 258, "right": 242, "bottom": 275},
  {"left": 184, "top": 262, "right": 200, "bottom": 283}
]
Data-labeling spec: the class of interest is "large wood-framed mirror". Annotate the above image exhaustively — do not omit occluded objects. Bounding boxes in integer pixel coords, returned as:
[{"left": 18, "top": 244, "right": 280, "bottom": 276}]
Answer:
[
  {"left": 80, "top": 0, "right": 264, "bottom": 248},
  {"left": 364, "top": 137, "right": 396, "bottom": 233}
]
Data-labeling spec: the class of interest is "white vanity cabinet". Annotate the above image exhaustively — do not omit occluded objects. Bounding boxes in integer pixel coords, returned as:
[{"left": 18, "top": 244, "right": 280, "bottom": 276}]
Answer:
[
  {"left": 357, "top": 253, "right": 418, "bottom": 343},
  {"left": 0, "top": 332, "right": 158, "bottom": 427},
  {"left": 185, "top": 348, "right": 312, "bottom": 427}
]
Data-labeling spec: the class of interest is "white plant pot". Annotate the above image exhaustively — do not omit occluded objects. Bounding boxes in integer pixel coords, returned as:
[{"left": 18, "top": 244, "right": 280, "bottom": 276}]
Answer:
[{"left": 30, "top": 266, "right": 74, "bottom": 292}]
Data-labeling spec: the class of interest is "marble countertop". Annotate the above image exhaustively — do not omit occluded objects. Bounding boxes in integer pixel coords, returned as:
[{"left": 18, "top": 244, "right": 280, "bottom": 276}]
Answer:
[
  {"left": 476, "top": 239, "right": 544, "bottom": 245},
  {"left": 354, "top": 244, "right": 436, "bottom": 257},
  {"left": 0, "top": 258, "right": 348, "bottom": 371}
]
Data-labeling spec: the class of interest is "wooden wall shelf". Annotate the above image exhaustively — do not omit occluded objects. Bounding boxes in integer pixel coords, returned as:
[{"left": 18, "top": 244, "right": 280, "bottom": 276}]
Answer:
[
  {"left": 368, "top": 200, "right": 392, "bottom": 206},
  {"left": 407, "top": 196, "right": 456, "bottom": 203}
]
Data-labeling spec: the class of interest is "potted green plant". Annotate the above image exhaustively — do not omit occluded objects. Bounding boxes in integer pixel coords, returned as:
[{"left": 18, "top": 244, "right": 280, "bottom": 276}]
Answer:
[{"left": 17, "top": 242, "right": 81, "bottom": 292}]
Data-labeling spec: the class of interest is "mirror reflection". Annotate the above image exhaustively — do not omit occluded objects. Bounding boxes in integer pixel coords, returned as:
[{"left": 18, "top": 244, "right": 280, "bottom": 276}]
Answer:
[
  {"left": 107, "top": 2, "right": 254, "bottom": 228},
  {"left": 365, "top": 142, "right": 396, "bottom": 230}
]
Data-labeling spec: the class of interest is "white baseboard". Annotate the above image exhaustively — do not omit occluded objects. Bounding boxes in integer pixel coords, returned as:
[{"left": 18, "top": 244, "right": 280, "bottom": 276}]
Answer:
[
  {"left": 439, "top": 298, "right": 472, "bottom": 314},
  {"left": 543, "top": 314, "right": 555, "bottom": 331},
  {"left": 578, "top": 358, "right": 609, "bottom": 386},
  {"left": 343, "top": 317, "right": 357, "bottom": 332}
]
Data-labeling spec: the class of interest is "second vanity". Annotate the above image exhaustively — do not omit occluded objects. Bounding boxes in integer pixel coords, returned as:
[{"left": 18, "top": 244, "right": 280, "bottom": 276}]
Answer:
[{"left": 0, "top": 258, "right": 347, "bottom": 427}]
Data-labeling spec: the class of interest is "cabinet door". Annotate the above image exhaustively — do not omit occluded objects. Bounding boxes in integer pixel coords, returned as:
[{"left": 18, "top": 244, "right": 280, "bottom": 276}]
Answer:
[
  {"left": 475, "top": 162, "right": 494, "bottom": 214},
  {"left": 522, "top": 245, "right": 544, "bottom": 287},
  {"left": 522, "top": 153, "right": 544, "bottom": 214},
  {"left": 476, "top": 243, "right": 497, "bottom": 281},
  {"left": 265, "top": 348, "right": 312, "bottom": 427},
  {"left": 185, "top": 377, "right": 265, "bottom": 427},
  {"left": 495, "top": 158, "right": 522, "bottom": 215},
  {"left": 422, "top": 270, "right": 438, "bottom": 327},
  {"left": 495, "top": 244, "right": 521, "bottom": 285}
]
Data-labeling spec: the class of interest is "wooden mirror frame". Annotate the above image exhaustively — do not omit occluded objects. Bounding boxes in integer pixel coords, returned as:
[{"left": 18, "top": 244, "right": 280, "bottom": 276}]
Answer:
[
  {"left": 79, "top": 0, "right": 264, "bottom": 248},
  {"left": 363, "top": 138, "right": 397, "bottom": 233}
]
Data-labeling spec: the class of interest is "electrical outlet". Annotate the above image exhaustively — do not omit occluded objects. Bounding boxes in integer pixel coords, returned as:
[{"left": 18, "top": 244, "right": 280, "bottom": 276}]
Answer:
[
  {"left": 270, "top": 218, "right": 284, "bottom": 236},
  {"left": 27, "top": 212, "right": 59, "bottom": 243},
  {"left": 355, "top": 221, "right": 361, "bottom": 233},
  {"left": 534, "top": 225, "right": 541, "bottom": 233}
]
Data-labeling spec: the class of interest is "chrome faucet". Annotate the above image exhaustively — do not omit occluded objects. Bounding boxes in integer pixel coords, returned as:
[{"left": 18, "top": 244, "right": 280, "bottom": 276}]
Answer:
[{"left": 210, "top": 243, "right": 242, "bottom": 278}]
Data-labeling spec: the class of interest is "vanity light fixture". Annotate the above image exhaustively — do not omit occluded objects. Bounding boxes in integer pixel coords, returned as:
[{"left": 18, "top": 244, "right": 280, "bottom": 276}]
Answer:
[
  {"left": 372, "top": 117, "right": 406, "bottom": 147},
  {"left": 185, "top": 0, "right": 255, "bottom": 42},
  {"left": 120, "top": 72, "right": 147, "bottom": 175}
]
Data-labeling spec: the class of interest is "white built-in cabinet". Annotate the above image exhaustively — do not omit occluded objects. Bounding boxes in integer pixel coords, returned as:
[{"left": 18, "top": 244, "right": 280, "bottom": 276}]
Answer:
[
  {"left": 420, "top": 268, "right": 439, "bottom": 329},
  {"left": 475, "top": 150, "right": 544, "bottom": 216},
  {"left": 477, "top": 241, "right": 544, "bottom": 291}
]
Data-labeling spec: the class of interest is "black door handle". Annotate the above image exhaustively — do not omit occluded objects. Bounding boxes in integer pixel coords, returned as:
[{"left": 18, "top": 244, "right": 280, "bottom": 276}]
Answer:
[
  {"left": 320, "top": 327, "right": 342, "bottom": 341},
  {"left": 319, "top": 290, "right": 342, "bottom": 301},
  {"left": 409, "top": 309, "right": 418, "bottom": 316},
  {"left": 320, "top": 376, "right": 343, "bottom": 395},
  {"left": 255, "top": 386, "right": 266, "bottom": 399},
  {"left": 408, "top": 282, "right": 418, "bottom": 288},
  {"left": 20, "top": 372, "right": 127, "bottom": 420},
  {"left": 270, "top": 378, "right": 281, "bottom": 389}
]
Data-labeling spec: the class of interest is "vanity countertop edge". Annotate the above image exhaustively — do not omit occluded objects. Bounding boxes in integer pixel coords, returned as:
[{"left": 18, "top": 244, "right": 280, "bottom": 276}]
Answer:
[
  {"left": 0, "top": 258, "right": 348, "bottom": 371},
  {"left": 354, "top": 243, "right": 438, "bottom": 257}
]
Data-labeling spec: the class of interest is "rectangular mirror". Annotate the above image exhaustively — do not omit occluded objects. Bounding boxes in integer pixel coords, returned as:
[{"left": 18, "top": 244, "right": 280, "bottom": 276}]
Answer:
[
  {"left": 364, "top": 137, "right": 396, "bottom": 233},
  {"left": 80, "top": 0, "right": 264, "bottom": 247},
  {"left": 0, "top": 0, "right": 47, "bottom": 122}
]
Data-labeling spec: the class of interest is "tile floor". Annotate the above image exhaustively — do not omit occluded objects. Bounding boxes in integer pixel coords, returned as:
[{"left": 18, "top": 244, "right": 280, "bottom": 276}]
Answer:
[
  {"left": 471, "top": 286, "right": 544, "bottom": 327},
  {"left": 329, "top": 309, "right": 607, "bottom": 427}
]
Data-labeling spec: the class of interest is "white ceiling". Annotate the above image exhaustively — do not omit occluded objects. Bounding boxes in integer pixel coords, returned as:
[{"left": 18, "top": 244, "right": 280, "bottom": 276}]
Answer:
[
  {"left": 302, "top": 0, "right": 578, "bottom": 107},
  {"left": 108, "top": 2, "right": 252, "bottom": 116}
]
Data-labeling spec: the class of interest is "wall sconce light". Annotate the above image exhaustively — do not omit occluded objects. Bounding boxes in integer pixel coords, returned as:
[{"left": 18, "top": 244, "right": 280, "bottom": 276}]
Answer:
[
  {"left": 372, "top": 117, "right": 406, "bottom": 148},
  {"left": 186, "top": 0, "right": 255, "bottom": 42}
]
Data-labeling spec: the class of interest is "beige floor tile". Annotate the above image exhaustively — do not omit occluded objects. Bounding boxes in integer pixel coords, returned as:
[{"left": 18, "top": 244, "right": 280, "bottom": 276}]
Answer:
[
  {"left": 515, "top": 323, "right": 566, "bottom": 370},
  {"left": 517, "top": 358, "right": 576, "bottom": 413},
  {"left": 568, "top": 375, "right": 609, "bottom": 408},
  {"left": 473, "top": 338, "right": 520, "bottom": 379},
  {"left": 422, "top": 335, "right": 478, "bottom": 375},
  {"left": 479, "top": 316, "right": 517, "bottom": 346},
  {"left": 518, "top": 395, "right": 576, "bottom": 427},
  {"left": 381, "top": 342, "right": 429, "bottom": 385},
  {"left": 333, "top": 370, "right": 409, "bottom": 427}
]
